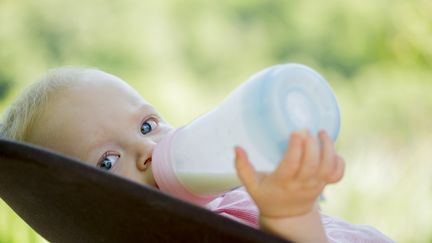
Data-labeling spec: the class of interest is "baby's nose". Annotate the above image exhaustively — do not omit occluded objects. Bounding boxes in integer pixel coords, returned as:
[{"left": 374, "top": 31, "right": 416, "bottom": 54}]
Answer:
[
  {"left": 137, "top": 153, "right": 152, "bottom": 171},
  {"left": 136, "top": 141, "right": 156, "bottom": 171}
]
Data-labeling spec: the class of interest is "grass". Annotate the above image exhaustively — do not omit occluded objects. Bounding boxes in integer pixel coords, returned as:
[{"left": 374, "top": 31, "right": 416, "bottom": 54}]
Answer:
[{"left": 0, "top": 200, "right": 48, "bottom": 243}]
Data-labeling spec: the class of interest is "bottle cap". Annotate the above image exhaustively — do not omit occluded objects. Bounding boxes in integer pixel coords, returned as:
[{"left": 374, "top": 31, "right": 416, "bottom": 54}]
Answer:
[{"left": 152, "top": 128, "right": 217, "bottom": 206}]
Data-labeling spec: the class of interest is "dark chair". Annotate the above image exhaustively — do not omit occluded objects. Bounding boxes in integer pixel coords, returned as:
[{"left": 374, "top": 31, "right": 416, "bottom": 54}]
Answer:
[{"left": 0, "top": 139, "right": 288, "bottom": 243}]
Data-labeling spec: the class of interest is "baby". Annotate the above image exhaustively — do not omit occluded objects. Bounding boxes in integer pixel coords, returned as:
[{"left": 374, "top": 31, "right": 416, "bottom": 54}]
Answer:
[{"left": 0, "top": 67, "right": 394, "bottom": 242}]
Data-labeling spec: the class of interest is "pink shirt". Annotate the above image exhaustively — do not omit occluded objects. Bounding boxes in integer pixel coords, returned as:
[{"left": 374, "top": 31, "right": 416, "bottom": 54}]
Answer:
[{"left": 206, "top": 187, "right": 394, "bottom": 243}]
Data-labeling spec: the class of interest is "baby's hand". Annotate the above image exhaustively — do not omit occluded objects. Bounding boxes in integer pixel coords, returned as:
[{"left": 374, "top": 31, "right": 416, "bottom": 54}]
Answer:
[{"left": 234, "top": 130, "right": 344, "bottom": 218}]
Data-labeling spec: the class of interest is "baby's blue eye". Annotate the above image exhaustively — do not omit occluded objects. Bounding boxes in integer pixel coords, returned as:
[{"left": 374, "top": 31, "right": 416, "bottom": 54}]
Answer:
[
  {"left": 141, "top": 119, "right": 158, "bottom": 135},
  {"left": 98, "top": 154, "right": 119, "bottom": 171}
]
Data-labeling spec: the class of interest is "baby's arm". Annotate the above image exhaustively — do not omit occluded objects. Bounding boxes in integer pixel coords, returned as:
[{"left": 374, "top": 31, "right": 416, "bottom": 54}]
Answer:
[{"left": 234, "top": 130, "right": 345, "bottom": 242}]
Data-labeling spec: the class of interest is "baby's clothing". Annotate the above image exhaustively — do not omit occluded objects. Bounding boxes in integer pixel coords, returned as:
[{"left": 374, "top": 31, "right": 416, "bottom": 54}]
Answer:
[{"left": 206, "top": 187, "right": 394, "bottom": 243}]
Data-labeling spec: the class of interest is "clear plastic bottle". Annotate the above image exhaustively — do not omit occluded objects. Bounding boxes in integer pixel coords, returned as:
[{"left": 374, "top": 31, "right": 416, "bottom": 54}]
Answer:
[{"left": 152, "top": 63, "right": 340, "bottom": 205}]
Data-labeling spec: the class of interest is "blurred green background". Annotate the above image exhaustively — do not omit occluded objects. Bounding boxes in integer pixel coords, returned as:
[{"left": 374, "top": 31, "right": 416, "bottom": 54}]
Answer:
[{"left": 0, "top": 0, "right": 431, "bottom": 242}]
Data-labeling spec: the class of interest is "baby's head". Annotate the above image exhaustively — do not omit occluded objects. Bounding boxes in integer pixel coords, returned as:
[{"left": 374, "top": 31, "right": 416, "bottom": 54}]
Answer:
[{"left": 0, "top": 67, "right": 173, "bottom": 187}]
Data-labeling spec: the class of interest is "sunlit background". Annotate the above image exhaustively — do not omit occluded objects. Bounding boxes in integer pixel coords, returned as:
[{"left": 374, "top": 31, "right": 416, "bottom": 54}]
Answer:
[{"left": 0, "top": 0, "right": 431, "bottom": 242}]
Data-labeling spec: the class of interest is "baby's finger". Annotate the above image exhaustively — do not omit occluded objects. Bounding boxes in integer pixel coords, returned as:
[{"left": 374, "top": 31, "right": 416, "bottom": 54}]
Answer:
[
  {"left": 296, "top": 131, "right": 320, "bottom": 181},
  {"left": 274, "top": 131, "right": 303, "bottom": 179},
  {"left": 318, "top": 130, "right": 336, "bottom": 178},
  {"left": 234, "top": 146, "right": 259, "bottom": 192},
  {"left": 326, "top": 155, "right": 345, "bottom": 184}
]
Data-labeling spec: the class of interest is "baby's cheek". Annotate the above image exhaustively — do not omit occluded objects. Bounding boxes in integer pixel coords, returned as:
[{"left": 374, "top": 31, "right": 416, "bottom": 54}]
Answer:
[{"left": 118, "top": 170, "right": 136, "bottom": 181}]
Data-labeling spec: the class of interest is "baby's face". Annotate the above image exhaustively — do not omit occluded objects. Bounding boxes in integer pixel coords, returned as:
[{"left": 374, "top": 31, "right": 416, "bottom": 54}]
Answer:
[{"left": 28, "top": 71, "right": 173, "bottom": 187}]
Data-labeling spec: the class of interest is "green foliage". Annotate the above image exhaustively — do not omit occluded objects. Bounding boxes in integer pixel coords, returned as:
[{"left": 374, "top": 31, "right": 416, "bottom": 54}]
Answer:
[
  {"left": 0, "top": 74, "right": 12, "bottom": 100},
  {"left": 0, "top": 0, "right": 431, "bottom": 242}
]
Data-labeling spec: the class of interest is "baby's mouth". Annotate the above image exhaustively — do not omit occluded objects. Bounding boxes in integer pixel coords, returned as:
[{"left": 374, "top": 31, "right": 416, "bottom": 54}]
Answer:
[{"left": 145, "top": 157, "right": 159, "bottom": 188}]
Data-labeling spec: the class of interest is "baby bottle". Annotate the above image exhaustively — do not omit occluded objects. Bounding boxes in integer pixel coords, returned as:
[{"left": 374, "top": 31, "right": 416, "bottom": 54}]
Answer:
[{"left": 152, "top": 63, "right": 340, "bottom": 206}]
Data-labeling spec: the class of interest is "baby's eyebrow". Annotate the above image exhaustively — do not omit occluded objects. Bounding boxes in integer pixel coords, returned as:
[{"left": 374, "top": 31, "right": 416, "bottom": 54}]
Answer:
[
  {"left": 142, "top": 104, "right": 157, "bottom": 113},
  {"left": 138, "top": 104, "right": 160, "bottom": 118},
  {"left": 82, "top": 132, "right": 110, "bottom": 166}
]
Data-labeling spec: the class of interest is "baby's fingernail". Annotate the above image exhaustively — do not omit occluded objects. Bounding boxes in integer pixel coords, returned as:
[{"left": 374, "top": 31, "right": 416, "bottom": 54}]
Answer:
[
  {"left": 299, "top": 129, "right": 309, "bottom": 136},
  {"left": 234, "top": 146, "right": 244, "bottom": 154},
  {"left": 290, "top": 132, "right": 300, "bottom": 143}
]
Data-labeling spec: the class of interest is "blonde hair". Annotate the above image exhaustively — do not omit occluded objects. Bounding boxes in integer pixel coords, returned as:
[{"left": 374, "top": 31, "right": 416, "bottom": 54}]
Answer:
[{"left": 0, "top": 67, "right": 97, "bottom": 142}]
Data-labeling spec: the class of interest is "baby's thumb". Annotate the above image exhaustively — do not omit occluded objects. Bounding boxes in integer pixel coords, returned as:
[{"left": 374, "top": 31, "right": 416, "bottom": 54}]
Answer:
[{"left": 234, "top": 146, "right": 258, "bottom": 191}]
